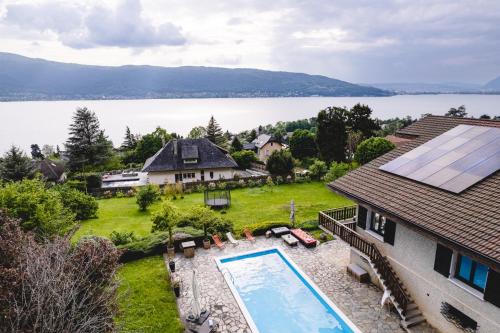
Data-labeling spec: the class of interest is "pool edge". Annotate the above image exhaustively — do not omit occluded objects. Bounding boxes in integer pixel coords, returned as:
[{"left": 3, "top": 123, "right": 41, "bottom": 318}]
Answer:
[{"left": 214, "top": 246, "right": 363, "bottom": 333}]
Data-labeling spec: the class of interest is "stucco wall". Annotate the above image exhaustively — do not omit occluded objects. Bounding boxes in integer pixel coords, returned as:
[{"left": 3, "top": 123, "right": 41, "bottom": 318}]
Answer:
[
  {"left": 147, "top": 168, "right": 235, "bottom": 185},
  {"left": 352, "top": 206, "right": 500, "bottom": 333},
  {"left": 257, "top": 142, "right": 282, "bottom": 162}
]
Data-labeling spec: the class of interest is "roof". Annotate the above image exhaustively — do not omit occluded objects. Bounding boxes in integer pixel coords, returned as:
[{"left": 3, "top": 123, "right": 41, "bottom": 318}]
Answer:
[
  {"left": 37, "top": 159, "right": 65, "bottom": 181},
  {"left": 252, "top": 134, "right": 281, "bottom": 149},
  {"left": 385, "top": 134, "right": 414, "bottom": 147},
  {"left": 142, "top": 138, "right": 238, "bottom": 172},
  {"left": 329, "top": 115, "right": 500, "bottom": 266}
]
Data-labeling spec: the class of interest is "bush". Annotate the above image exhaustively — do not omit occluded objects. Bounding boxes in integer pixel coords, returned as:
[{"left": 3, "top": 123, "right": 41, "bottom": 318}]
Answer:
[
  {"left": 298, "top": 219, "right": 319, "bottom": 231},
  {"left": 323, "top": 162, "right": 359, "bottom": 182},
  {"left": 136, "top": 184, "right": 160, "bottom": 211},
  {"left": 275, "top": 176, "right": 284, "bottom": 185},
  {"left": 266, "top": 176, "right": 275, "bottom": 187},
  {"left": 354, "top": 137, "right": 395, "bottom": 165},
  {"left": 266, "top": 150, "right": 294, "bottom": 176},
  {"left": 308, "top": 159, "right": 328, "bottom": 180},
  {"left": 178, "top": 206, "right": 233, "bottom": 238},
  {"left": 109, "top": 230, "right": 137, "bottom": 246},
  {"left": 231, "top": 150, "right": 257, "bottom": 169},
  {"left": 71, "top": 172, "right": 102, "bottom": 191},
  {"left": 54, "top": 185, "right": 98, "bottom": 220}
]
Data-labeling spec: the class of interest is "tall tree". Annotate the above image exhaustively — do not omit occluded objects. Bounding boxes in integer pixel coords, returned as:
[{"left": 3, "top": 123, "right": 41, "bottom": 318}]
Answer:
[
  {"left": 206, "top": 116, "right": 225, "bottom": 146},
  {"left": 289, "top": 129, "right": 317, "bottom": 160},
  {"left": 65, "top": 107, "right": 113, "bottom": 171},
  {"left": 316, "top": 107, "right": 348, "bottom": 163},
  {"left": 445, "top": 105, "right": 467, "bottom": 118},
  {"left": 188, "top": 126, "right": 207, "bottom": 139},
  {"left": 30, "top": 144, "right": 44, "bottom": 160},
  {"left": 347, "top": 104, "right": 380, "bottom": 139},
  {"left": 133, "top": 126, "right": 172, "bottom": 163},
  {"left": 346, "top": 130, "right": 364, "bottom": 162},
  {"left": 247, "top": 129, "right": 257, "bottom": 142},
  {"left": 0, "top": 146, "right": 35, "bottom": 181},
  {"left": 230, "top": 136, "right": 243, "bottom": 153},
  {"left": 121, "top": 126, "right": 137, "bottom": 151},
  {"left": 41, "top": 144, "right": 55, "bottom": 158},
  {"left": 266, "top": 150, "right": 294, "bottom": 176}
]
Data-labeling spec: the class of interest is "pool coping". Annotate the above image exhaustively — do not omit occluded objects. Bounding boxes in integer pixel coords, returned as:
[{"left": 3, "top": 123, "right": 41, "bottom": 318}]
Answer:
[{"left": 214, "top": 246, "right": 363, "bottom": 333}]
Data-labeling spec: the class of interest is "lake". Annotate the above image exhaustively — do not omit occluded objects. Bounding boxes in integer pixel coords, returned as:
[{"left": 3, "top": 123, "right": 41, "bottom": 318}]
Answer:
[{"left": 0, "top": 94, "right": 499, "bottom": 152}]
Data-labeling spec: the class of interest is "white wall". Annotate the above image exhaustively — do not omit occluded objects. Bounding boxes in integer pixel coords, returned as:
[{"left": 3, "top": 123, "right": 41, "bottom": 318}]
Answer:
[
  {"left": 352, "top": 205, "right": 500, "bottom": 333},
  {"left": 147, "top": 168, "right": 235, "bottom": 185}
]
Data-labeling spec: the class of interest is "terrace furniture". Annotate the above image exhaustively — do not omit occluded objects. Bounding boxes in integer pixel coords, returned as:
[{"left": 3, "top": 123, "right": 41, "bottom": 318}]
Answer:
[
  {"left": 226, "top": 232, "right": 239, "bottom": 246},
  {"left": 347, "top": 263, "right": 370, "bottom": 283},
  {"left": 244, "top": 228, "right": 256, "bottom": 242},
  {"left": 188, "top": 318, "right": 219, "bottom": 333},
  {"left": 181, "top": 240, "right": 196, "bottom": 258},
  {"left": 271, "top": 226, "right": 291, "bottom": 238},
  {"left": 282, "top": 234, "right": 299, "bottom": 247},
  {"left": 212, "top": 235, "right": 225, "bottom": 249},
  {"left": 291, "top": 228, "right": 317, "bottom": 248},
  {"left": 265, "top": 230, "right": 272, "bottom": 238}
]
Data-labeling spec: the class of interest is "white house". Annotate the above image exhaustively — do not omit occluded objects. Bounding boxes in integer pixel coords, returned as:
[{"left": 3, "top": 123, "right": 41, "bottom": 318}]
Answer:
[{"left": 142, "top": 138, "right": 238, "bottom": 185}]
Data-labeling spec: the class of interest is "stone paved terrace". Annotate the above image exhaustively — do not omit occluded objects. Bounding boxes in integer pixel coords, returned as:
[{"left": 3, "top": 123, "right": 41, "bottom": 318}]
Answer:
[{"left": 166, "top": 235, "right": 437, "bottom": 333}]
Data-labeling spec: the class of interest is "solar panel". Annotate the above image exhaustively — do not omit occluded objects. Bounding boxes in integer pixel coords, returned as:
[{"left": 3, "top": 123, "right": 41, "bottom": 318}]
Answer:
[{"left": 379, "top": 125, "right": 500, "bottom": 193}]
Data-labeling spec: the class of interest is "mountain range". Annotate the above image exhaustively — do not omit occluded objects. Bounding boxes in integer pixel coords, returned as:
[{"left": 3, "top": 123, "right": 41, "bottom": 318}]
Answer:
[
  {"left": 0, "top": 52, "right": 391, "bottom": 101},
  {"left": 364, "top": 80, "right": 500, "bottom": 94}
]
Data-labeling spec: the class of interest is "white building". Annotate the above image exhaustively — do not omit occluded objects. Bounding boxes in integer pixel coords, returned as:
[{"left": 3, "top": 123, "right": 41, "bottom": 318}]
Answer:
[
  {"left": 327, "top": 116, "right": 500, "bottom": 332},
  {"left": 142, "top": 138, "right": 238, "bottom": 185}
]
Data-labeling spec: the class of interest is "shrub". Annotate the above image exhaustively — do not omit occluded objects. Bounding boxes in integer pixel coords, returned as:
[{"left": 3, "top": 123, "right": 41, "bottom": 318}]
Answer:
[
  {"left": 208, "top": 182, "right": 216, "bottom": 190},
  {"left": 266, "top": 150, "right": 294, "bottom": 176},
  {"left": 275, "top": 176, "right": 284, "bottom": 185},
  {"left": 298, "top": 219, "right": 319, "bottom": 231},
  {"left": 238, "top": 179, "right": 246, "bottom": 187},
  {"left": 178, "top": 206, "right": 233, "bottom": 238},
  {"left": 308, "top": 159, "right": 328, "bottom": 180},
  {"left": 126, "top": 189, "right": 135, "bottom": 197},
  {"left": 54, "top": 185, "right": 98, "bottom": 220},
  {"left": 150, "top": 201, "right": 180, "bottom": 247},
  {"left": 231, "top": 150, "right": 257, "bottom": 169},
  {"left": 103, "top": 190, "right": 113, "bottom": 199},
  {"left": 116, "top": 190, "right": 125, "bottom": 198},
  {"left": 266, "top": 176, "right": 275, "bottom": 187},
  {"left": 136, "top": 184, "right": 160, "bottom": 211},
  {"left": 323, "top": 162, "right": 358, "bottom": 182},
  {"left": 109, "top": 230, "right": 137, "bottom": 246},
  {"left": 354, "top": 137, "right": 395, "bottom": 165}
]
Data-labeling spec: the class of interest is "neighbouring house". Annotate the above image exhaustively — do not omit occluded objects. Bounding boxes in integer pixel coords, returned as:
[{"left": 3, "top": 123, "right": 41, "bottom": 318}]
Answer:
[
  {"left": 323, "top": 116, "right": 500, "bottom": 333},
  {"left": 36, "top": 158, "right": 66, "bottom": 183},
  {"left": 242, "top": 134, "right": 284, "bottom": 162},
  {"left": 142, "top": 138, "right": 238, "bottom": 185}
]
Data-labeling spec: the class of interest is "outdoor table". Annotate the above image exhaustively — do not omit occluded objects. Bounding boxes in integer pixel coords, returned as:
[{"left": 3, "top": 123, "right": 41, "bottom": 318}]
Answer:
[
  {"left": 181, "top": 240, "right": 196, "bottom": 258},
  {"left": 271, "top": 226, "right": 291, "bottom": 238},
  {"left": 282, "top": 234, "right": 299, "bottom": 247}
]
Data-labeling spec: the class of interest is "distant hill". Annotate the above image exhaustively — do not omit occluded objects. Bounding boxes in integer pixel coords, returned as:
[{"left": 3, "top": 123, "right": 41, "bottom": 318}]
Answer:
[
  {"left": 484, "top": 76, "right": 500, "bottom": 90},
  {"left": 0, "top": 52, "right": 391, "bottom": 101},
  {"left": 363, "top": 82, "right": 484, "bottom": 94}
]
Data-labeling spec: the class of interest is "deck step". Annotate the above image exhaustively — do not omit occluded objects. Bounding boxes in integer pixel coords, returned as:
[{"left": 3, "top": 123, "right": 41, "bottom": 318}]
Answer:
[
  {"left": 404, "top": 309, "right": 422, "bottom": 320},
  {"left": 406, "top": 303, "right": 418, "bottom": 311},
  {"left": 402, "top": 315, "right": 426, "bottom": 328}
]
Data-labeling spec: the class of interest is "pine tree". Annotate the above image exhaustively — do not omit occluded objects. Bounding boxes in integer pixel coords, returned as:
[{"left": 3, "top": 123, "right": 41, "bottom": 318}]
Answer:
[
  {"left": 205, "top": 116, "right": 225, "bottom": 146},
  {"left": 0, "top": 146, "right": 36, "bottom": 181},
  {"left": 30, "top": 144, "right": 44, "bottom": 160},
  {"left": 247, "top": 129, "right": 257, "bottom": 142},
  {"left": 121, "top": 126, "right": 137, "bottom": 150},
  {"left": 65, "top": 107, "right": 113, "bottom": 171},
  {"left": 230, "top": 136, "right": 243, "bottom": 153}
]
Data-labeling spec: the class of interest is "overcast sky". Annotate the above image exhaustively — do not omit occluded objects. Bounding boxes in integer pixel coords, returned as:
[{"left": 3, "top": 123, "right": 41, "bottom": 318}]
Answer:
[{"left": 1, "top": 0, "right": 500, "bottom": 84}]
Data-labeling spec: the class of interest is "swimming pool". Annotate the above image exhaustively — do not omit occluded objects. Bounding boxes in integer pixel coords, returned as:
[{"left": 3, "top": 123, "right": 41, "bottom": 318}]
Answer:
[{"left": 216, "top": 247, "right": 361, "bottom": 333}]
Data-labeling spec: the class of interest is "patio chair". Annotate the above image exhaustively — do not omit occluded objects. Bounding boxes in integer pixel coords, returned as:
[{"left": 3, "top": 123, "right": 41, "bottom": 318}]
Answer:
[
  {"left": 212, "top": 234, "right": 225, "bottom": 249},
  {"left": 291, "top": 228, "right": 317, "bottom": 248},
  {"left": 244, "top": 228, "right": 256, "bottom": 243},
  {"left": 226, "top": 232, "right": 239, "bottom": 246}
]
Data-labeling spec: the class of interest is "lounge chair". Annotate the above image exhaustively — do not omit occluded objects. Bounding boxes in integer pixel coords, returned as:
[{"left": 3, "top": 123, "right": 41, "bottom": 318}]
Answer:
[
  {"left": 291, "top": 228, "right": 317, "bottom": 248},
  {"left": 244, "top": 228, "right": 256, "bottom": 242},
  {"left": 226, "top": 232, "right": 239, "bottom": 246},
  {"left": 212, "top": 234, "right": 225, "bottom": 249}
]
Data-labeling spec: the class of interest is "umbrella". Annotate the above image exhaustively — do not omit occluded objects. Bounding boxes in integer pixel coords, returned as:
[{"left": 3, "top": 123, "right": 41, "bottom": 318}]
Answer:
[
  {"left": 290, "top": 199, "right": 295, "bottom": 227},
  {"left": 191, "top": 269, "right": 202, "bottom": 321}
]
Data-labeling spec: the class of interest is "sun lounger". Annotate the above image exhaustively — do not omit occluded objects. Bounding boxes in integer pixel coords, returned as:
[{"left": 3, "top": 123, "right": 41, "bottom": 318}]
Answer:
[
  {"left": 291, "top": 228, "right": 317, "bottom": 248},
  {"left": 226, "top": 232, "right": 239, "bottom": 246},
  {"left": 212, "top": 234, "right": 225, "bottom": 249},
  {"left": 244, "top": 228, "right": 256, "bottom": 242}
]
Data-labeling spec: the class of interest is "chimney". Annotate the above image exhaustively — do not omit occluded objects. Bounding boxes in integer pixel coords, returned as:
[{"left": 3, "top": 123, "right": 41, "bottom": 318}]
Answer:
[{"left": 173, "top": 139, "right": 178, "bottom": 156}]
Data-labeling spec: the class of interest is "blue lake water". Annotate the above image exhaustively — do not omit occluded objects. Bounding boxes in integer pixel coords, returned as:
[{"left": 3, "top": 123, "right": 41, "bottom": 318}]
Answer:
[
  {"left": 1, "top": 95, "right": 499, "bottom": 152},
  {"left": 219, "top": 249, "right": 356, "bottom": 333}
]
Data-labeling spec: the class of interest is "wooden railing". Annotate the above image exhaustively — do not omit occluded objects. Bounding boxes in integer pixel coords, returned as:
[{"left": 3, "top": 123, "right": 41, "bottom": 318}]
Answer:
[
  {"left": 322, "top": 205, "right": 357, "bottom": 221},
  {"left": 319, "top": 209, "right": 410, "bottom": 315}
]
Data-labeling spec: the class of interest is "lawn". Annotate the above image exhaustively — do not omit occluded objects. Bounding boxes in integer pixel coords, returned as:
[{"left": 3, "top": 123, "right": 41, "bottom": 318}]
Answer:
[
  {"left": 115, "top": 256, "right": 183, "bottom": 333},
  {"left": 74, "top": 182, "right": 352, "bottom": 240}
]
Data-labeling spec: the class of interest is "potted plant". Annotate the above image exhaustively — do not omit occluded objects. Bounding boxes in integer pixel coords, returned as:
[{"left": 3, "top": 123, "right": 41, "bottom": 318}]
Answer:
[
  {"left": 172, "top": 278, "right": 181, "bottom": 297},
  {"left": 151, "top": 201, "right": 180, "bottom": 259},
  {"left": 169, "top": 259, "right": 176, "bottom": 272}
]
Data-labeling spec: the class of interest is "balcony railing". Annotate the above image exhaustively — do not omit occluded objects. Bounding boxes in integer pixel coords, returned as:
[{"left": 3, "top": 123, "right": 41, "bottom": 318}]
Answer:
[{"left": 319, "top": 207, "right": 410, "bottom": 315}]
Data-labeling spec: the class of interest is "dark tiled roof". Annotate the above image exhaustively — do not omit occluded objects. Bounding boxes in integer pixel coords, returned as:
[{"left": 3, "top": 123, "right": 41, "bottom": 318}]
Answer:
[
  {"left": 142, "top": 138, "right": 237, "bottom": 172},
  {"left": 37, "top": 159, "right": 65, "bottom": 181},
  {"left": 329, "top": 116, "right": 500, "bottom": 265}
]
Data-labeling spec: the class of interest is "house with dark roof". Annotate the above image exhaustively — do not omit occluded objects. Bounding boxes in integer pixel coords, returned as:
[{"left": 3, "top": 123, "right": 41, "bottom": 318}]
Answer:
[
  {"left": 322, "top": 116, "right": 500, "bottom": 332},
  {"left": 242, "top": 134, "right": 284, "bottom": 162},
  {"left": 142, "top": 138, "right": 238, "bottom": 185},
  {"left": 37, "top": 159, "right": 66, "bottom": 183}
]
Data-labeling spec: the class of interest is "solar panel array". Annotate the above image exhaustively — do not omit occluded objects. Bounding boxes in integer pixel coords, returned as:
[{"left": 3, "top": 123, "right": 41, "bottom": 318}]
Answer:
[{"left": 379, "top": 125, "right": 500, "bottom": 193}]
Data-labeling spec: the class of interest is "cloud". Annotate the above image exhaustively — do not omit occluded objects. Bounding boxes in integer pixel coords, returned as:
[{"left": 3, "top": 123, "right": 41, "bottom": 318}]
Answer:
[{"left": 3, "top": 0, "right": 186, "bottom": 48}]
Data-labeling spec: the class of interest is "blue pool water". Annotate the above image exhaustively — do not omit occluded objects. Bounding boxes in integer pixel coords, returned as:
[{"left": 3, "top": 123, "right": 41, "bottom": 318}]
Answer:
[{"left": 219, "top": 249, "right": 356, "bottom": 333}]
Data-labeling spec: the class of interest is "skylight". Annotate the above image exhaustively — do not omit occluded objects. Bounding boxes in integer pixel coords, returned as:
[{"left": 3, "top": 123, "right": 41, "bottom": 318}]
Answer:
[{"left": 379, "top": 124, "right": 500, "bottom": 193}]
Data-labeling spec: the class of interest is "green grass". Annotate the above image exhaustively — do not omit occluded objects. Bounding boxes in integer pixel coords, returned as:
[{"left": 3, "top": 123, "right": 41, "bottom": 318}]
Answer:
[
  {"left": 74, "top": 182, "right": 352, "bottom": 241},
  {"left": 116, "top": 256, "right": 183, "bottom": 333}
]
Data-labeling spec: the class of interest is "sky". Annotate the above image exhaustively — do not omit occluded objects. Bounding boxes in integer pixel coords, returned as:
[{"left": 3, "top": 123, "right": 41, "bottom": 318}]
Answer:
[{"left": 1, "top": 0, "right": 500, "bottom": 84}]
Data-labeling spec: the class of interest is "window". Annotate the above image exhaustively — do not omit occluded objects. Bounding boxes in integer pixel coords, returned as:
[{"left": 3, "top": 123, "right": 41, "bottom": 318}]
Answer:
[
  {"left": 210, "top": 171, "right": 214, "bottom": 179},
  {"left": 456, "top": 255, "right": 488, "bottom": 292},
  {"left": 183, "top": 158, "right": 197, "bottom": 164},
  {"left": 370, "top": 212, "right": 386, "bottom": 236}
]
